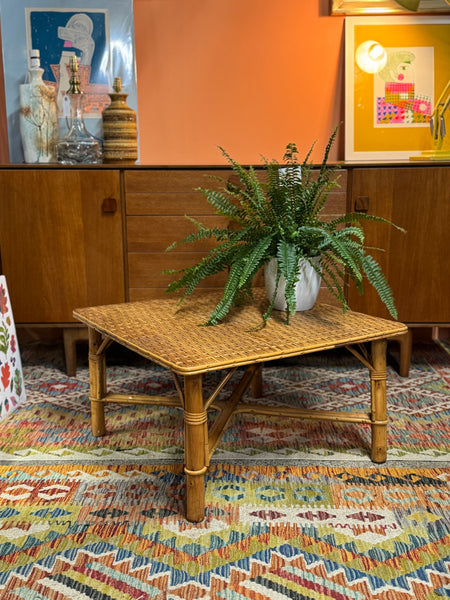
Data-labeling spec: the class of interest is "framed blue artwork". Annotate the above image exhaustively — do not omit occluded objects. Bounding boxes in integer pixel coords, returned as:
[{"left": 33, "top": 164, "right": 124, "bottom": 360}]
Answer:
[{"left": 0, "top": 0, "right": 138, "bottom": 163}]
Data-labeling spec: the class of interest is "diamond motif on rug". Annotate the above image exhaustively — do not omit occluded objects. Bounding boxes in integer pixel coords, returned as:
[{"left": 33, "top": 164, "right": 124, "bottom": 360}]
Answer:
[{"left": 0, "top": 464, "right": 449, "bottom": 599}]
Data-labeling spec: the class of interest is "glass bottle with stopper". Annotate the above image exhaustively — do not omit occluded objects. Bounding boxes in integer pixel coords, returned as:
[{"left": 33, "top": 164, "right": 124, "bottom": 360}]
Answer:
[
  {"left": 56, "top": 55, "right": 102, "bottom": 164},
  {"left": 102, "top": 76, "right": 138, "bottom": 164}
]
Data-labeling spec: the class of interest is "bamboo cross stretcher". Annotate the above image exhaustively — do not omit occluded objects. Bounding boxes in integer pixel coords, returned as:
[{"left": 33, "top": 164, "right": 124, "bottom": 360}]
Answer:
[{"left": 74, "top": 290, "right": 408, "bottom": 522}]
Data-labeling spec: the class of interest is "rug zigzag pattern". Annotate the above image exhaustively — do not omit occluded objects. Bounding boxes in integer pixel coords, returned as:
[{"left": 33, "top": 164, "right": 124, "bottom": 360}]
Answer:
[{"left": 0, "top": 464, "right": 449, "bottom": 598}]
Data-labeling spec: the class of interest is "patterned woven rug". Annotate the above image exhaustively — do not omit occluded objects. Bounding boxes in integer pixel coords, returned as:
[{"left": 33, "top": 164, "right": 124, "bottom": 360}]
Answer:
[
  {"left": 1, "top": 341, "right": 449, "bottom": 598},
  {"left": 2, "top": 339, "right": 449, "bottom": 466},
  {"left": 1, "top": 463, "right": 449, "bottom": 599}
]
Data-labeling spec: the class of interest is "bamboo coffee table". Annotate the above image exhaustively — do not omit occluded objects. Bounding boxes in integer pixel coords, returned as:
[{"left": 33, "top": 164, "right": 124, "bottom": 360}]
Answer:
[{"left": 74, "top": 290, "right": 408, "bottom": 522}]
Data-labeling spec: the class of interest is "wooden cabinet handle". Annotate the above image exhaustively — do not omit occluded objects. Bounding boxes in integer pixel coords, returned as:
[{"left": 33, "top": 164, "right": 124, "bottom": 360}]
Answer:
[
  {"left": 355, "top": 196, "right": 370, "bottom": 213},
  {"left": 102, "top": 197, "right": 117, "bottom": 213}
]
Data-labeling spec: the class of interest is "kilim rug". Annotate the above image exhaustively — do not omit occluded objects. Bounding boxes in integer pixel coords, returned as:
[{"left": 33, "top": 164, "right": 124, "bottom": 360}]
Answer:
[
  {"left": 1, "top": 340, "right": 449, "bottom": 598},
  {"left": 1, "top": 340, "right": 449, "bottom": 466},
  {"left": 0, "top": 463, "right": 449, "bottom": 599}
]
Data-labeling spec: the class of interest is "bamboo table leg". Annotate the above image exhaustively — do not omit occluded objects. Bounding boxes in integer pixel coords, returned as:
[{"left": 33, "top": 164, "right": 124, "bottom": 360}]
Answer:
[
  {"left": 370, "top": 339, "right": 388, "bottom": 463},
  {"left": 184, "top": 373, "right": 207, "bottom": 522},
  {"left": 89, "top": 327, "right": 107, "bottom": 437}
]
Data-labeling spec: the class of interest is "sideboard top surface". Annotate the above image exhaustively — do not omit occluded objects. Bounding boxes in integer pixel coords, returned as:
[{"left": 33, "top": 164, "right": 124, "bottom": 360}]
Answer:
[{"left": 0, "top": 160, "right": 448, "bottom": 171}]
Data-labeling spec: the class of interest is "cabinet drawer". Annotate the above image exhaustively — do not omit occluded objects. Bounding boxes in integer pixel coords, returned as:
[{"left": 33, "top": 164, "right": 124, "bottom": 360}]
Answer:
[
  {"left": 125, "top": 169, "right": 232, "bottom": 193},
  {"left": 127, "top": 215, "right": 230, "bottom": 252},
  {"left": 129, "top": 252, "right": 265, "bottom": 288},
  {"left": 125, "top": 169, "right": 233, "bottom": 215},
  {"left": 126, "top": 192, "right": 213, "bottom": 215},
  {"left": 125, "top": 169, "right": 346, "bottom": 216},
  {"left": 128, "top": 252, "right": 231, "bottom": 288}
]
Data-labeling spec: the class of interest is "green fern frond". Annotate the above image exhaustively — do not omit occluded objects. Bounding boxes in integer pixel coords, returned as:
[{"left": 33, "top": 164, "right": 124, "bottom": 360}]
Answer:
[
  {"left": 218, "top": 148, "right": 268, "bottom": 215},
  {"left": 166, "top": 240, "right": 235, "bottom": 296},
  {"left": 165, "top": 219, "right": 232, "bottom": 252},
  {"left": 319, "top": 125, "right": 339, "bottom": 176},
  {"left": 196, "top": 188, "right": 243, "bottom": 221},
  {"left": 361, "top": 254, "right": 398, "bottom": 319},
  {"left": 319, "top": 256, "right": 349, "bottom": 310},
  {"left": 260, "top": 268, "right": 282, "bottom": 328},
  {"left": 308, "top": 228, "right": 363, "bottom": 283},
  {"left": 276, "top": 241, "right": 299, "bottom": 323},
  {"left": 334, "top": 225, "right": 365, "bottom": 244},
  {"left": 206, "top": 258, "right": 245, "bottom": 325},
  {"left": 328, "top": 212, "right": 406, "bottom": 233},
  {"left": 238, "top": 236, "right": 272, "bottom": 287}
]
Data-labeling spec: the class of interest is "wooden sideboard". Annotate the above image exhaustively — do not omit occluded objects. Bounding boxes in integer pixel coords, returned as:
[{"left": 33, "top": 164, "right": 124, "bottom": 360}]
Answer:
[{"left": 0, "top": 163, "right": 448, "bottom": 361}]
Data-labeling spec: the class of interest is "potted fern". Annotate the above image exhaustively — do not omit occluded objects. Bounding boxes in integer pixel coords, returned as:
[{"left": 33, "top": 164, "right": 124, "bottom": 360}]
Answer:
[{"left": 165, "top": 128, "right": 402, "bottom": 326}]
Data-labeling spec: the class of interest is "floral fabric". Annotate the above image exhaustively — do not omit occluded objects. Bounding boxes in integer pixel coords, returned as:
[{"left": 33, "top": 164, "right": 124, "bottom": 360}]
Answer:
[{"left": 0, "top": 276, "right": 26, "bottom": 420}]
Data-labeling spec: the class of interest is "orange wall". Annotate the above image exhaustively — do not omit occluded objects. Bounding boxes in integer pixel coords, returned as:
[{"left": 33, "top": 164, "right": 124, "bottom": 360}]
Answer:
[{"left": 134, "top": 0, "right": 346, "bottom": 164}]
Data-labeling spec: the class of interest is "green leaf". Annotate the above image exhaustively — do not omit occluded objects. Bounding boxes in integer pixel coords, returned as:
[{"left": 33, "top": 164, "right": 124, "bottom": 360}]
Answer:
[{"left": 0, "top": 322, "right": 10, "bottom": 354}]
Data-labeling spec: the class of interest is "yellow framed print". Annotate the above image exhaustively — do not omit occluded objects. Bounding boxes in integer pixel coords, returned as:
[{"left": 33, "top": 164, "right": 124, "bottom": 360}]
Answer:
[
  {"left": 345, "top": 15, "right": 450, "bottom": 160},
  {"left": 332, "top": 1, "right": 450, "bottom": 15}
]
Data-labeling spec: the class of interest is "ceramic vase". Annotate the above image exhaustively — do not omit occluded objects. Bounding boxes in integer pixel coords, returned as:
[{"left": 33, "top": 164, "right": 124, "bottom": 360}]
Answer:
[
  {"left": 102, "top": 77, "right": 138, "bottom": 164},
  {"left": 19, "top": 52, "right": 59, "bottom": 163},
  {"left": 264, "top": 255, "right": 322, "bottom": 311}
]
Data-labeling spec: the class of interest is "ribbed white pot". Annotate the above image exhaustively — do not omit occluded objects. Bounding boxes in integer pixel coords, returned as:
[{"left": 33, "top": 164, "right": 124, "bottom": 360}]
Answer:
[{"left": 264, "top": 256, "right": 322, "bottom": 312}]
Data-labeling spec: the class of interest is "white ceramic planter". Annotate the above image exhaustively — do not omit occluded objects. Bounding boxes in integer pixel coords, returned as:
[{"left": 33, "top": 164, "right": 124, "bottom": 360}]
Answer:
[{"left": 264, "top": 255, "right": 322, "bottom": 311}]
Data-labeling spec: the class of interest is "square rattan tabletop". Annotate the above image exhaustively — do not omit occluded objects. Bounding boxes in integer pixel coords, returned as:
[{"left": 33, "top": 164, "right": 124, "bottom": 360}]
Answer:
[{"left": 73, "top": 290, "right": 408, "bottom": 375}]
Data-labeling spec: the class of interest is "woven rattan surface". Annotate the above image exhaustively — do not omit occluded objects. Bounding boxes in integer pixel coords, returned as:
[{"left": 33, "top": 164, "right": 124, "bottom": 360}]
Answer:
[{"left": 73, "top": 290, "right": 408, "bottom": 375}]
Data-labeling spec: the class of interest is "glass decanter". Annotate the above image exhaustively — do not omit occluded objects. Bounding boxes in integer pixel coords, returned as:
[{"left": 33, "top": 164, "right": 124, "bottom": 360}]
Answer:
[{"left": 56, "top": 55, "right": 102, "bottom": 164}]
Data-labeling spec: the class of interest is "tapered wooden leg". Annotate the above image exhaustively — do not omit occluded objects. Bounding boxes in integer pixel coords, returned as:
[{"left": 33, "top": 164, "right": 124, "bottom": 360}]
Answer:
[
  {"left": 370, "top": 339, "right": 387, "bottom": 463},
  {"left": 388, "top": 329, "right": 412, "bottom": 378},
  {"left": 63, "top": 327, "right": 88, "bottom": 377},
  {"left": 89, "top": 327, "right": 107, "bottom": 437},
  {"left": 397, "top": 329, "right": 412, "bottom": 378},
  {"left": 252, "top": 363, "right": 263, "bottom": 398},
  {"left": 184, "top": 373, "right": 207, "bottom": 522}
]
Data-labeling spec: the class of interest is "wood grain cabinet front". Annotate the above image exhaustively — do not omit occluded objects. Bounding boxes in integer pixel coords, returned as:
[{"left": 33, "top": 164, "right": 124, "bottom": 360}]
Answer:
[
  {"left": 124, "top": 168, "right": 347, "bottom": 305},
  {"left": 124, "top": 169, "right": 235, "bottom": 301},
  {"left": 0, "top": 169, "right": 125, "bottom": 323},
  {"left": 348, "top": 165, "right": 450, "bottom": 324}
]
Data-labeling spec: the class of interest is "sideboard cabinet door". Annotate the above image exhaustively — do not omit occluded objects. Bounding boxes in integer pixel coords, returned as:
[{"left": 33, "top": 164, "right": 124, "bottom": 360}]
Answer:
[
  {"left": 0, "top": 169, "right": 125, "bottom": 323},
  {"left": 348, "top": 166, "right": 450, "bottom": 323}
]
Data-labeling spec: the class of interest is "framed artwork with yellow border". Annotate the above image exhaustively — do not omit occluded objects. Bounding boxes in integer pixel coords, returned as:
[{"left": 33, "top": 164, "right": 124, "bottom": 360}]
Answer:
[
  {"left": 332, "top": 1, "right": 450, "bottom": 15},
  {"left": 345, "top": 15, "right": 450, "bottom": 160}
]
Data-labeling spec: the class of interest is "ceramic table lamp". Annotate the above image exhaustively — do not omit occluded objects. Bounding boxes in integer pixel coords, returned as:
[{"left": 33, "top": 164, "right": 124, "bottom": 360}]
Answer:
[
  {"left": 102, "top": 77, "right": 138, "bottom": 164},
  {"left": 19, "top": 49, "right": 59, "bottom": 163}
]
